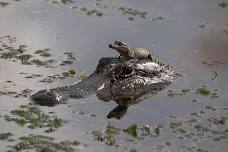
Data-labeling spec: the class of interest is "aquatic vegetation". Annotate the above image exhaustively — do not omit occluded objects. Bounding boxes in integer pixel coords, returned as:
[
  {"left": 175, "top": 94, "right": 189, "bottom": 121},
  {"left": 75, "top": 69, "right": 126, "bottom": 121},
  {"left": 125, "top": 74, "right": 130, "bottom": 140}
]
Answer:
[
  {"left": 3, "top": 104, "right": 66, "bottom": 132},
  {"left": 91, "top": 123, "right": 162, "bottom": 147},
  {"left": 60, "top": 52, "right": 77, "bottom": 66},
  {"left": 167, "top": 89, "right": 191, "bottom": 97},
  {"left": 50, "top": 0, "right": 169, "bottom": 21},
  {"left": 39, "top": 70, "right": 86, "bottom": 83},
  {"left": 0, "top": 89, "right": 33, "bottom": 98},
  {"left": 167, "top": 86, "right": 219, "bottom": 99},
  {"left": 123, "top": 124, "right": 138, "bottom": 138},
  {"left": 92, "top": 124, "right": 119, "bottom": 145},
  {"left": 9, "top": 134, "right": 82, "bottom": 152},
  {"left": 0, "top": 132, "right": 13, "bottom": 140},
  {"left": 168, "top": 111, "right": 228, "bottom": 146},
  {"left": 118, "top": 6, "right": 148, "bottom": 19},
  {"left": 66, "top": 69, "right": 76, "bottom": 75},
  {"left": 195, "top": 86, "right": 219, "bottom": 99},
  {"left": 195, "top": 86, "right": 210, "bottom": 95},
  {"left": 0, "top": 36, "right": 80, "bottom": 68},
  {"left": 34, "top": 49, "right": 51, "bottom": 57},
  {"left": 91, "top": 131, "right": 103, "bottom": 141},
  {"left": 72, "top": 6, "right": 104, "bottom": 17}
]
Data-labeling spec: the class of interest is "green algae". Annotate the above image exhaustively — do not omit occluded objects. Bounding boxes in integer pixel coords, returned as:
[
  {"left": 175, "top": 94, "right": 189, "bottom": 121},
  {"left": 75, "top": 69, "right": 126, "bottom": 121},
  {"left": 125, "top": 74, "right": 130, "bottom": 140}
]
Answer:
[{"left": 3, "top": 104, "right": 66, "bottom": 132}]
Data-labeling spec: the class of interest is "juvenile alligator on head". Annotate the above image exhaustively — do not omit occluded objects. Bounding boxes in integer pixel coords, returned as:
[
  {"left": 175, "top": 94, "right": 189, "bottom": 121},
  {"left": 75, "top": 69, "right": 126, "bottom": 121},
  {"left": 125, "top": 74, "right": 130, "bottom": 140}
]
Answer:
[
  {"left": 109, "top": 41, "right": 167, "bottom": 66},
  {"left": 31, "top": 41, "right": 180, "bottom": 119}
]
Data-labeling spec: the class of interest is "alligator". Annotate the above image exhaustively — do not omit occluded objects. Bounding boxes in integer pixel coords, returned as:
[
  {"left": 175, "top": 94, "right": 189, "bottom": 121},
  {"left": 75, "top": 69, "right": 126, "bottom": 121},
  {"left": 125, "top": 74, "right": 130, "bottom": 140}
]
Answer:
[
  {"left": 109, "top": 41, "right": 166, "bottom": 66},
  {"left": 31, "top": 43, "right": 180, "bottom": 119}
]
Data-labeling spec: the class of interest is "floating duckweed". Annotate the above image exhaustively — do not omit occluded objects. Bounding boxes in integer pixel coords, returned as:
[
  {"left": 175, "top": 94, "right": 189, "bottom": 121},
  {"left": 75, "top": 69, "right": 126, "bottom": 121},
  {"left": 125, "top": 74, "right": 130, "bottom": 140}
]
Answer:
[
  {"left": 123, "top": 124, "right": 138, "bottom": 138},
  {"left": 168, "top": 87, "right": 219, "bottom": 99},
  {"left": 3, "top": 104, "right": 66, "bottom": 132},
  {"left": 195, "top": 86, "right": 210, "bottom": 95},
  {"left": 0, "top": 132, "right": 13, "bottom": 140},
  {"left": 67, "top": 69, "right": 76, "bottom": 75},
  {"left": 10, "top": 134, "right": 82, "bottom": 152},
  {"left": 105, "top": 124, "right": 119, "bottom": 135}
]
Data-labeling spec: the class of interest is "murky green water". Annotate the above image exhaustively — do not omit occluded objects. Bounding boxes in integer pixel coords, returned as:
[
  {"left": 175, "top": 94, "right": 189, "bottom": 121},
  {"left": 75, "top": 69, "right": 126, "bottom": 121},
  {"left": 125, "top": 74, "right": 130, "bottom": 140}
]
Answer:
[{"left": 0, "top": 0, "right": 228, "bottom": 151}]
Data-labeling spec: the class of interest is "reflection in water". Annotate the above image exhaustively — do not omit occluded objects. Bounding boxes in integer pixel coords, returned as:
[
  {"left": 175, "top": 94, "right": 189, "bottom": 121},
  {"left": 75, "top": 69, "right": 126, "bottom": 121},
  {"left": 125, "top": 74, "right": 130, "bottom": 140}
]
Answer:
[{"left": 107, "top": 105, "right": 128, "bottom": 119}]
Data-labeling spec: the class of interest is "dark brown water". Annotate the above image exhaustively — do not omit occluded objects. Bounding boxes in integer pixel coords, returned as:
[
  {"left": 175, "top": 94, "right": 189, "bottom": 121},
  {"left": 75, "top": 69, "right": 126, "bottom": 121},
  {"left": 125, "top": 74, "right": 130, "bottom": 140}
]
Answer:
[{"left": 0, "top": 0, "right": 227, "bottom": 151}]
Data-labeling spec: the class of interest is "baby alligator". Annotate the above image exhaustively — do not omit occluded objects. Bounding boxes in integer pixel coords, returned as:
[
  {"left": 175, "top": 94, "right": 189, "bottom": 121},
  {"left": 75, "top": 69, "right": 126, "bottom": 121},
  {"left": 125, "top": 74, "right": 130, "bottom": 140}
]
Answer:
[{"left": 109, "top": 41, "right": 166, "bottom": 66}]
